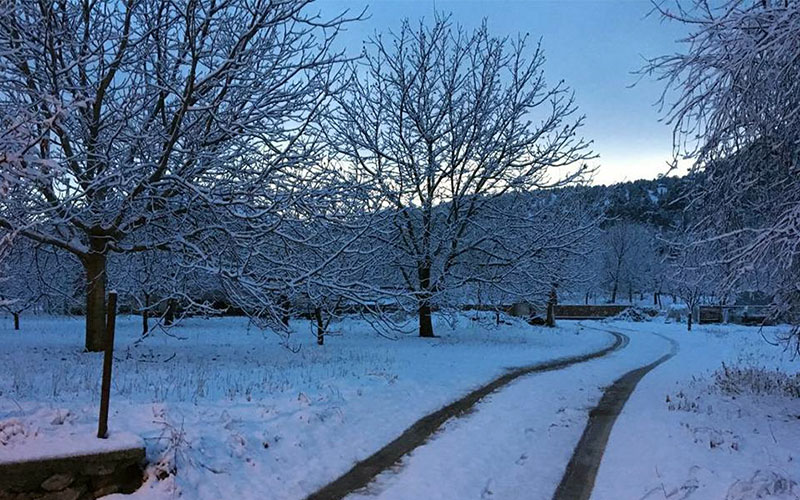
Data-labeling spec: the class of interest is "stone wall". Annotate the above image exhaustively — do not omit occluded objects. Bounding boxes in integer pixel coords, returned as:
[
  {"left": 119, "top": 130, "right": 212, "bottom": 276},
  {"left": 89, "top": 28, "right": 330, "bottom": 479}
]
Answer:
[
  {"left": 0, "top": 446, "right": 144, "bottom": 500},
  {"left": 553, "top": 304, "right": 630, "bottom": 319}
]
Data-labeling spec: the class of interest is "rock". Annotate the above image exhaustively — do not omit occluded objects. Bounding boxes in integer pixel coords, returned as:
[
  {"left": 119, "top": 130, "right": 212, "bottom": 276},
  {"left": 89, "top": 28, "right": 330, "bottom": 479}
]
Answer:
[
  {"left": 39, "top": 485, "right": 86, "bottom": 500},
  {"left": 92, "top": 484, "right": 119, "bottom": 498},
  {"left": 41, "top": 474, "right": 74, "bottom": 492},
  {"left": 81, "top": 462, "right": 115, "bottom": 476}
]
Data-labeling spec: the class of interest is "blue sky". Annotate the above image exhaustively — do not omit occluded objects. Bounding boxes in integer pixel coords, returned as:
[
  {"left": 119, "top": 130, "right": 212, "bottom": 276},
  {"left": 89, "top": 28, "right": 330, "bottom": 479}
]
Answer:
[{"left": 316, "top": 0, "right": 690, "bottom": 185}]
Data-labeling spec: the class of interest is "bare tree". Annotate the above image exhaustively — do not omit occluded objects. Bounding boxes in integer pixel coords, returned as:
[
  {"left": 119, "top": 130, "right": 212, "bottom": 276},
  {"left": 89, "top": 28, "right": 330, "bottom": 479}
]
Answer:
[
  {"left": 109, "top": 249, "right": 206, "bottom": 335},
  {"left": 327, "top": 16, "right": 593, "bottom": 337},
  {"left": 646, "top": 0, "right": 800, "bottom": 348},
  {"left": 666, "top": 235, "right": 723, "bottom": 331},
  {"left": 0, "top": 240, "right": 81, "bottom": 328},
  {"left": 462, "top": 191, "right": 600, "bottom": 312},
  {"left": 0, "top": 0, "right": 356, "bottom": 350},
  {"left": 0, "top": 241, "right": 43, "bottom": 329},
  {"left": 601, "top": 222, "right": 652, "bottom": 303},
  {"left": 0, "top": 232, "right": 14, "bottom": 310}
]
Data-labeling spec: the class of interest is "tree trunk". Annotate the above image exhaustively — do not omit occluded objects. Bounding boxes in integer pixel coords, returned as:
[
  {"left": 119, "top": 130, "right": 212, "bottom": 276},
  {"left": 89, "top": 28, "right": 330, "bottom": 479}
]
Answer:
[
  {"left": 653, "top": 291, "right": 659, "bottom": 306},
  {"left": 546, "top": 284, "right": 558, "bottom": 328},
  {"left": 611, "top": 281, "right": 618, "bottom": 303},
  {"left": 417, "top": 264, "right": 434, "bottom": 337},
  {"left": 585, "top": 292, "right": 589, "bottom": 305},
  {"left": 164, "top": 298, "right": 178, "bottom": 326},
  {"left": 279, "top": 295, "right": 291, "bottom": 328},
  {"left": 418, "top": 301, "right": 434, "bottom": 337},
  {"left": 84, "top": 251, "right": 107, "bottom": 352},
  {"left": 314, "top": 307, "right": 324, "bottom": 346},
  {"left": 13, "top": 312, "right": 19, "bottom": 330},
  {"left": 687, "top": 311, "right": 693, "bottom": 331}
]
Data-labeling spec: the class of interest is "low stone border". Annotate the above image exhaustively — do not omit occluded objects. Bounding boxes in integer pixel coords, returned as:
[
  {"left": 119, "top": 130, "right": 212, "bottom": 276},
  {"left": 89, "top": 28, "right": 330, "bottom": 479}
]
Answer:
[{"left": 0, "top": 445, "right": 145, "bottom": 500}]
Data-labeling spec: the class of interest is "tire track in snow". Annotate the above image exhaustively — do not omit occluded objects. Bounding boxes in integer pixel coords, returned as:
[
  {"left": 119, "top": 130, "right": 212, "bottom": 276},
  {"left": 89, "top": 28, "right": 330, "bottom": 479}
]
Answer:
[
  {"left": 552, "top": 328, "right": 678, "bottom": 500},
  {"left": 305, "top": 329, "right": 629, "bottom": 500}
]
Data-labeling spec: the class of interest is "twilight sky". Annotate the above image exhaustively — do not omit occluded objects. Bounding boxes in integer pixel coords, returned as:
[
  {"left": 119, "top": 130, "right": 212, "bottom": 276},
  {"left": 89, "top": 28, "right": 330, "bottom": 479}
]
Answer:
[{"left": 316, "top": 0, "right": 690, "bottom": 185}]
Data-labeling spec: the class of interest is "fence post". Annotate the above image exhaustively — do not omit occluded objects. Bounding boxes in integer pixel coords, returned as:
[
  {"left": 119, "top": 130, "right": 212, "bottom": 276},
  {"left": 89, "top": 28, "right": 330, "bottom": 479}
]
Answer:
[{"left": 98, "top": 291, "right": 118, "bottom": 439}]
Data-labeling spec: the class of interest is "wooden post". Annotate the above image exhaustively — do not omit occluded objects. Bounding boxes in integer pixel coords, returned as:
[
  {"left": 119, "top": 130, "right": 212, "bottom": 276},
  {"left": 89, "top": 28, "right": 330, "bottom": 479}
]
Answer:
[
  {"left": 98, "top": 291, "right": 117, "bottom": 439},
  {"left": 142, "top": 293, "right": 149, "bottom": 335},
  {"left": 314, "top": 307, "right": 324, "bottom": 346}
]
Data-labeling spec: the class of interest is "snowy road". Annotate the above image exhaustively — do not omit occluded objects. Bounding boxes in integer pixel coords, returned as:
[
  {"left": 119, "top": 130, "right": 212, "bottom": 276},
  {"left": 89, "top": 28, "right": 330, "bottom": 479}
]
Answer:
[
  {"left": 307, "top": 328, "right": 627, "bottom": 500},
  {"left": 342, "top": 325, "right": 674, "bottom": 500},
  {"left": 591, "top": 323, "right": 800, "bottom": 500},
  {"left": 553, "top": 331, "right": 678, "bottom": 500}
]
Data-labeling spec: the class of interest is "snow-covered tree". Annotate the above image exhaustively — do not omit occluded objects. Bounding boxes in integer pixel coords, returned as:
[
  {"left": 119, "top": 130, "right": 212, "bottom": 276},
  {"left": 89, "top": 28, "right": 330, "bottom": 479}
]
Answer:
[
  {"left": 462, "top": 191, "right": 600, "bottom": 311},
  {"left": 0, "top": 0, "right": 356, "bottom": 350},
  {"left": 600, "top": 222, "right": 653, "bottom": 303},
  {"left": 108, "top": 249, "right": 209, "bottom": 335},
  {"left": 327, "top": 16, "right": 593, "bottom": 337},
  {"left": 0, "top": 241, "right": 45, "bottom": 329},
  {"left": 0, "top": 241, "right": 81, "bottom": 328},
  {"left": 647, "top": 0, "right": 800, "bottom": 349},
  {"left": 665, "top": 234, "right": 724, "bottom": 331},
  {"left": 210, "top": 157, "right": 397, "bottom": 334}
]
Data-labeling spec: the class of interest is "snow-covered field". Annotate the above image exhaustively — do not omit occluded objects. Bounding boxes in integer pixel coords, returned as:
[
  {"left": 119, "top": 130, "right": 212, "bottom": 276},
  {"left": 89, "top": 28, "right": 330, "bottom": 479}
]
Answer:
[
  {"left": 0, "top": 313, "right": 611, "bottom": 499},
  {"left": 1, "top": 314, "right": 797, "bottom": 499}
]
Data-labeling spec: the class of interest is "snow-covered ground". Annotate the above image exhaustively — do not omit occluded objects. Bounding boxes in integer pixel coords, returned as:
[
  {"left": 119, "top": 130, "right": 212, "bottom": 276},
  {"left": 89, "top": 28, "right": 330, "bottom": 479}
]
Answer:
[
  {"left": 593, "top": 321, "right": 800, "bottom": 500},
  {"left": 346, "top": 322, "right": 673, "bottom": 500},
  {"left": 1, "top": 314, "right": 797, "bottom": 500},
  {"left": 351, "top": 320, "right": 799, "bottom": 500},
  {"left": 0, "top": 313, "right": 611, "bottom": 499}
]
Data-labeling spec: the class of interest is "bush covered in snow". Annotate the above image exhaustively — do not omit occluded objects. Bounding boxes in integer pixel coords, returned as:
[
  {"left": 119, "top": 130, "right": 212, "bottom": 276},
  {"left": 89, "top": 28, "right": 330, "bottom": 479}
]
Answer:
[
  {"left": 608, "top": 306, "right": 660, "bottom": 323},
  {"left": 713, "top": 363, "right": 800, "bottom": 399},
  {"left": 665, "top": 303, "right": 689, "bottom": 324}
]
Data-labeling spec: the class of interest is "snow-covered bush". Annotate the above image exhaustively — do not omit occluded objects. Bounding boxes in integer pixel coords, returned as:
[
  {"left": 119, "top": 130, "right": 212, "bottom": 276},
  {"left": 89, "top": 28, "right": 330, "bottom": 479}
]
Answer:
[
  {"left": 609, "top": 306, "right": 660, "bottom": 323},
  {"left": 725, "top": 470, "right": 798, "bottom": 500},
  {"left": 713, "top": 363, "right": 800, "bottom": 399},
  {"left": 666, "top": 303, "right": 689, "bottom": 324},
  {"left": 0, "top": 419, "right": 29, "bottom": 447}
]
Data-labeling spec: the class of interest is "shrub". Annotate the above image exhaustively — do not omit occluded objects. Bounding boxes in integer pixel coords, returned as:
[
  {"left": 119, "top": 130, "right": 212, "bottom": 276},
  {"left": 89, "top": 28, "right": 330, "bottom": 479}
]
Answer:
[{"left": 714, "top": 363, "right": 800, "bottom": 399}]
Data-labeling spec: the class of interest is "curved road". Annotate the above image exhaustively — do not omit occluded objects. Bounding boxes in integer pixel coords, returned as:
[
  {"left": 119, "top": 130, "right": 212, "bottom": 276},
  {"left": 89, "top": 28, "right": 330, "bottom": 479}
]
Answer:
[
  {"left": 306, "top": 329, "right": 629, "bottom": 500},
  {"left": 552, "top": 330, "right": 678, "bottom": 500}
]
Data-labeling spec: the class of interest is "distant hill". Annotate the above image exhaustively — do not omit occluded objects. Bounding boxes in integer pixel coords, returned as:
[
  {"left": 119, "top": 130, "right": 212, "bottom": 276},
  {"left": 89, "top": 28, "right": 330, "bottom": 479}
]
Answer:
[{"left": 559, "top": 175, "right": 692, "bottom": 229}]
